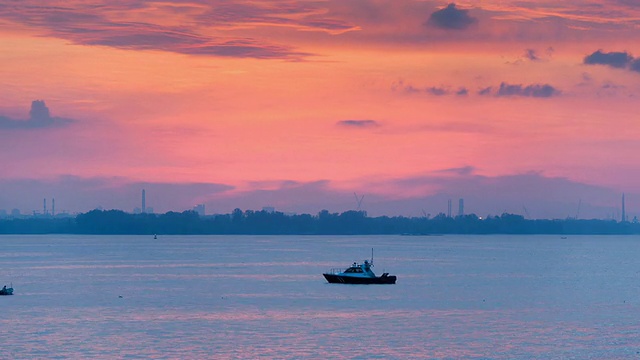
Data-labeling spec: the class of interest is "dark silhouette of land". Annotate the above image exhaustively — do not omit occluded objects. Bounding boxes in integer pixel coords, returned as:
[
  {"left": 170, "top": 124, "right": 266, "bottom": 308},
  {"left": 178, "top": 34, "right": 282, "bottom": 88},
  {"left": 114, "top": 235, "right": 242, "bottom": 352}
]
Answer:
[{"left": 0, "top": 209, "right": 638, "bottom": 235}]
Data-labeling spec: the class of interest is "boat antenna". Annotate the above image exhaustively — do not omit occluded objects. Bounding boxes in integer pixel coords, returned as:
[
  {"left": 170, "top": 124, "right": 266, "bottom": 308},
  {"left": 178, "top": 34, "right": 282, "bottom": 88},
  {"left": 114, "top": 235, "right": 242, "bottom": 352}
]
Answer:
[{"left": 371, "top": 248, "right": 374, "bottom": 266}]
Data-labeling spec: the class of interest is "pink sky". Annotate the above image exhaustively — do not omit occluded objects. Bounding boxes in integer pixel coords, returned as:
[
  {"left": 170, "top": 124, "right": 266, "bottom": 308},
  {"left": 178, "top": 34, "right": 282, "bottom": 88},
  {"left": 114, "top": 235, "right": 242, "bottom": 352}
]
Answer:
[{"left": 1, "top": 1, "right": 639, "bottom": 219}]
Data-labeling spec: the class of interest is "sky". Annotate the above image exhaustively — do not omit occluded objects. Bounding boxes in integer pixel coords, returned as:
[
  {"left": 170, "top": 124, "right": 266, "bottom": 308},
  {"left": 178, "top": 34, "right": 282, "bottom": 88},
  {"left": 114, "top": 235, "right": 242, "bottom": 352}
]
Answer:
[{"left": 1, "top": 0, "right": 640, "bottom": 219}]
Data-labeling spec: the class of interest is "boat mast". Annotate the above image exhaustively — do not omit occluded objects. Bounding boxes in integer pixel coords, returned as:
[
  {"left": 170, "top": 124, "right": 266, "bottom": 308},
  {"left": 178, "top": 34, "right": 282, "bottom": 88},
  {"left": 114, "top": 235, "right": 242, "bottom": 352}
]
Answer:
[{"left": 371, "top": 248, "right": 374, "bottom": 266}]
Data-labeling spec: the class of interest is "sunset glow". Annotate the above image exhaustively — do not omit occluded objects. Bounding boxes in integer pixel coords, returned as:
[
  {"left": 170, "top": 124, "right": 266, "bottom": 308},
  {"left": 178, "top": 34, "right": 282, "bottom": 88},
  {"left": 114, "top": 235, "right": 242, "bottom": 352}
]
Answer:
[{"left": 2, "top": 1, "right": 640, "bottom": 218}]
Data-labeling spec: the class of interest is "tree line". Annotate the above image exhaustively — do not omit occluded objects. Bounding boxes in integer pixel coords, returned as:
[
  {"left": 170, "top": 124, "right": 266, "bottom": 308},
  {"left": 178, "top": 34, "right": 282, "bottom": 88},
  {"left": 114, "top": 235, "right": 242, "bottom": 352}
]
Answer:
[{"left": 0, "top": 209, "right": 639, "bottom": 235}]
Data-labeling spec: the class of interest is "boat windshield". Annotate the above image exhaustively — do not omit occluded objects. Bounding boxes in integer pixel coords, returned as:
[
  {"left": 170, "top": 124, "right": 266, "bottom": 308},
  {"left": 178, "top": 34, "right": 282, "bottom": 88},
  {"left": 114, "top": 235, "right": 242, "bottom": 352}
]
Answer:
[{"left": 344, "top": 267, "right": 363, "bottom": 273}]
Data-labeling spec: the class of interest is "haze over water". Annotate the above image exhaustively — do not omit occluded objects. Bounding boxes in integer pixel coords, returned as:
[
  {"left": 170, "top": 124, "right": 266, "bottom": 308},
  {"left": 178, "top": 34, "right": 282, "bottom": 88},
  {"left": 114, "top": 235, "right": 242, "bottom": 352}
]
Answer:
[{"left": 2, "top": 234, "right": 640, "bottom": 359}]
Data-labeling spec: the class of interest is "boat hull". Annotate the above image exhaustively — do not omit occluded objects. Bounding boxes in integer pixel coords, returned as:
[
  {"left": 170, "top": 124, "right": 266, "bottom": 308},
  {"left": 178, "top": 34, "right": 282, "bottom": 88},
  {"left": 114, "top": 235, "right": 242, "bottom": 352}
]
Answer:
[{"left": 323, "top": 273, "right": 396, "bottom": 284}]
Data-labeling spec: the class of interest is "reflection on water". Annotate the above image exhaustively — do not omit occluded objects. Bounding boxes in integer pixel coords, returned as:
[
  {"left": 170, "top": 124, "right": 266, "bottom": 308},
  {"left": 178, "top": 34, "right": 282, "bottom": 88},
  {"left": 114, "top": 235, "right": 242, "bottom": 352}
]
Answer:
[{"left": 2, "top": 235, "right": 640, "bottom": 359}]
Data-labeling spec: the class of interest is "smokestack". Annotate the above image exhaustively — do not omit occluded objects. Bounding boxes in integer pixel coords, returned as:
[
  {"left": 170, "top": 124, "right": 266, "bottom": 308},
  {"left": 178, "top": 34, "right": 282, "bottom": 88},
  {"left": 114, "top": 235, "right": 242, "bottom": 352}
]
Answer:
[
  {"left": 458, "top": 198, "right": 464, "bottom": 217},
  {"left": 52, "top": 198, "right": 55, "bottom": 216},
  {"left": 43, "top": 198, "right": 46, "bottom": 215},
  {"left": 447, "top": 199, "right": 452, "bottom": 218},
  {"left": 622, "top": 193, "right": 626, "bottom": 222},
  {"left": 142, "top": 189, "right": 146, "bottom": 213}
]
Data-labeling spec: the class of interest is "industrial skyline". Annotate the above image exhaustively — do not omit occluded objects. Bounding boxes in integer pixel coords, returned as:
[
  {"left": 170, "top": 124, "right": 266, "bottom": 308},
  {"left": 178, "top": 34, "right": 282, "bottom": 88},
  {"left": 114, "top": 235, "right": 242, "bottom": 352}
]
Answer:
[{"left": 0, "top": 192, "right": 634, "bottom": 223}]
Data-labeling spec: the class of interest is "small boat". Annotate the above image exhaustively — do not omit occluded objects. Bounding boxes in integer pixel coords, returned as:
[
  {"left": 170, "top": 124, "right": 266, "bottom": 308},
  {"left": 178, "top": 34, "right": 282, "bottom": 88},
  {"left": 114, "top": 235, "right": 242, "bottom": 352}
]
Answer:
[
  {"left": 323, "top": 250, "right": 397, "bottom": 285},
  {"left": 0, "top": 285, "right": 13, "bottom": 296}
]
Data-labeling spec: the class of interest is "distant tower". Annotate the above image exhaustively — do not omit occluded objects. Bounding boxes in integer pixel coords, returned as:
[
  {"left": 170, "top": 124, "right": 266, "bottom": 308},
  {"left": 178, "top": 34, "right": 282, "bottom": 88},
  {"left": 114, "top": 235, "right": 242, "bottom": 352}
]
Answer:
[
  {"left": 43, "top": 198, "right": 47, "bottom": 215},
  {"left": 354, "top": 193, "right": 364, "bottom": 212},
  {"left": 458, "top": 198, "right": 464, "bottom": 217},
  {"left": 52, "top": 198, "right": 55, "bottom": 216},
  {"left": 142, "top": 189, "right": 146, "bottom": 213},
  {"left": 622, "top": 193, "right": 626, "bottom": 222},
  {"left": 447, "top": 199, "right": 452, "bottom": 218},
  {"left": 193, "top": 204, "right": 205, "bottom": 216}
]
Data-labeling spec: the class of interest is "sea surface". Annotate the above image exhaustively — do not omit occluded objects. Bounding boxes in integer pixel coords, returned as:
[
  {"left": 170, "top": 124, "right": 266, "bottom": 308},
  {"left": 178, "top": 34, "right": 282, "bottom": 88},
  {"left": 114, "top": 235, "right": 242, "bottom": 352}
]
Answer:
[{"left": 1, "top": 234, "right": 640, "bottom": 359}]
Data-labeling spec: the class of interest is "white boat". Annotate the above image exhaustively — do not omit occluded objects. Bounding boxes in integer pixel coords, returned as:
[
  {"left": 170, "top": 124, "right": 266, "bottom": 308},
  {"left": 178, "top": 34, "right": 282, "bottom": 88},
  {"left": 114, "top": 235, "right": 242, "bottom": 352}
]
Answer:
[{"left": 323, "top": 250, "right": 396, "bottom": 284}]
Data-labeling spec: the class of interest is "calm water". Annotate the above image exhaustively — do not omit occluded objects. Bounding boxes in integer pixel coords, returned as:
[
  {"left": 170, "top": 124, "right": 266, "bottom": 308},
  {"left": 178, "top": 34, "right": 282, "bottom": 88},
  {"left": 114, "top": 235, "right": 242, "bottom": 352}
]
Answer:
[{"left": 1, "top": 234, "right": 640, "bottom": 359}]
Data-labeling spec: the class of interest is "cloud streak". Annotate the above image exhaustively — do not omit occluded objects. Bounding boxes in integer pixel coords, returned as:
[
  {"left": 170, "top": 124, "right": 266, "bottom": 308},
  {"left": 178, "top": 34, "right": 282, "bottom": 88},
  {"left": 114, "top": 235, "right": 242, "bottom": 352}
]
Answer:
[
  {"left": 495, "top": 82, "right": 560, "bottom": 98},
  {"left": 0, "top": 1, "right": 360, "bottom": 60},
  {"left": 3, "top": 1, "right": 640, "bottom": 54},
  {"left": 0, "top": 171, "right": 625, "bottom": 220},
  {"left": 337, "top": 120, "right": 380, "bottom": 128},
  {"left": 395, "top": 81, "right": 560, "bottom": 98}
]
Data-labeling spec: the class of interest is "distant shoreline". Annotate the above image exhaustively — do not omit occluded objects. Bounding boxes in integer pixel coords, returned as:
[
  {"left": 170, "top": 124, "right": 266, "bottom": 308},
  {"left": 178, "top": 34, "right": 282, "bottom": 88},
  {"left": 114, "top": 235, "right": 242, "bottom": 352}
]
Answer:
[{"left": 1, "top": 209, "right": 638, "bottom": 235}]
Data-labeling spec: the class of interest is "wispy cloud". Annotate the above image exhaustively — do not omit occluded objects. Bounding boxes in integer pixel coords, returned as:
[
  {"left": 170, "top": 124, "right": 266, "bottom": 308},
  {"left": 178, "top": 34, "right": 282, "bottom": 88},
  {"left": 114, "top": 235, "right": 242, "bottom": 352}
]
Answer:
[
  {"left": 417, "top": 121, "right": 493, "bottom": 134},
  {"left": 0, "top": 1, "right": 359, "bottom": 60},
  {"left": 478, "top": 87, "right": 493, "bottom": 96},
  {"left": 495, "top": 82, "right": 560, "bottom": 97},
  {"left": 395, "top": 81, "right": 560, "bottom": 98},
  {"left": 456, "top": 87, "right": 469, "bottom": 96},
  {"left": 507, "top": 47, "right": 554, "bottom": 65},
  {"left": 0, "top": 100, "right": 74, "bottom": 130},
  {"left": 4, "top": 1, "right": 640, "bottom": 55},
  {"left": 211, "top": 170, "right": 623, "bottom": 219},
  {"left": 0, "top": 171, "right": 628, "bottom": 219},
  {"left": 380, "top": 170, "right": 620, "bottom": 219},
  {"left": 426, "top": 86, "right": 448, "bottom": 96},
  {"left": 436, "top": 166, "right": 476, "bottom": 176},
  {"left": 195, "top": 2, "right": 358, "bottom": 34},
  {"left": 524, "top": 48, "right": 540, "bottom": 61}
]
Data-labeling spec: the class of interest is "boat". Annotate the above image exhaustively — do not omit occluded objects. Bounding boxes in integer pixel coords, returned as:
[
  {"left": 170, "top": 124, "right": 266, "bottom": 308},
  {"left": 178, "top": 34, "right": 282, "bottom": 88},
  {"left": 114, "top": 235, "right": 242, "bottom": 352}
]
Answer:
[
  {"left": 0, "top": 285, "right": 13, "bottom": 296},
  {"left": 323, "top": 250, "right": 397, "bottom": 285}
]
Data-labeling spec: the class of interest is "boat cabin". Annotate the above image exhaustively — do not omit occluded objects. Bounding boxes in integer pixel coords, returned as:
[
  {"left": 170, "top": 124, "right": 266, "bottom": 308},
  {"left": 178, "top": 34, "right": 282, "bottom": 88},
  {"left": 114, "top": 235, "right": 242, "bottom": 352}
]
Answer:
[{"left": 339, "top": 260, "right": 376, "bottom": 277}]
